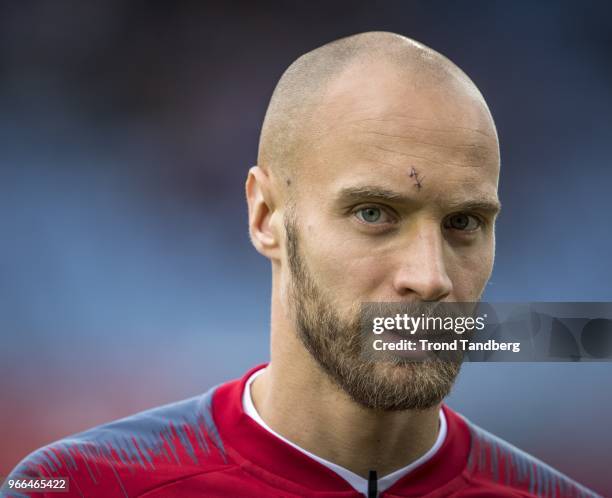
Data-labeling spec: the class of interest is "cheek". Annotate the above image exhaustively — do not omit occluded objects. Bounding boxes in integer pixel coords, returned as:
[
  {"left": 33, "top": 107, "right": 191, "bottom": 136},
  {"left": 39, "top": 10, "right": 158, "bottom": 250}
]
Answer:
[
  {"left": 302, "top": 227, "right": 392, "bottom": 299},
  {"left": 448, "top": 241, "right": 495, "bottom": 300}
]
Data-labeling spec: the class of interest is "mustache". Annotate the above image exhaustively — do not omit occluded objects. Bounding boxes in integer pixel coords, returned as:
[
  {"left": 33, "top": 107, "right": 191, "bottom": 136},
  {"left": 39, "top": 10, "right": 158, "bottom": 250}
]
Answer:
[
  {"left": 361, "top": 300, "right": 472, "bottom": 320},
  {"left": 360, "top": 301, "right": 479, "bottom": 342}
]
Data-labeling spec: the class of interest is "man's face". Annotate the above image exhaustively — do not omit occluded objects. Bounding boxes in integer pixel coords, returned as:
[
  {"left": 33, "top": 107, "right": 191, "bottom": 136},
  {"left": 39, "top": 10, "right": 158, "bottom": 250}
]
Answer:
[{"left": 282, "top": 62, "right": 501, "bottom": 410}]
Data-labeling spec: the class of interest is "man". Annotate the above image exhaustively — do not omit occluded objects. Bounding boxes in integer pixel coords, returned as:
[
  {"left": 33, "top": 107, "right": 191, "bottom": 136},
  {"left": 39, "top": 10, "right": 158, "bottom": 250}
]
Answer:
[{"left": 2, "top": 32, "right": 600, "bottom": 498}]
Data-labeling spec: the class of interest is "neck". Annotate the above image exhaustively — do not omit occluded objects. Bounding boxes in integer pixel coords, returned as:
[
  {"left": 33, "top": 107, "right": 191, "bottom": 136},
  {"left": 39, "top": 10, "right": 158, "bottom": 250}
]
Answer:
[{"left": 251, "top": 281, "right": 442, "bottom": 478}]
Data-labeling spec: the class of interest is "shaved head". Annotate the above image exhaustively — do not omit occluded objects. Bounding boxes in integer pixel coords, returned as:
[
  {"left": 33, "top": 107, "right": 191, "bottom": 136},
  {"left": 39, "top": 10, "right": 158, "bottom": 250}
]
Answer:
[
  {"left": 247, "top": 31, "right": 501, "bottom": 414},
  {"left": 257, "top": 31, "right": 497, "bottom": 187}
]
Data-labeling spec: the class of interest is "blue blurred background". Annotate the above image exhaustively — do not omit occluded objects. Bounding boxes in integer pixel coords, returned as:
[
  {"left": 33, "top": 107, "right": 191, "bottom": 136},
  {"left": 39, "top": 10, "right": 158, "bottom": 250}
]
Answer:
[{"left": 1, "top": 1, "right": 610, "bottom": 494}]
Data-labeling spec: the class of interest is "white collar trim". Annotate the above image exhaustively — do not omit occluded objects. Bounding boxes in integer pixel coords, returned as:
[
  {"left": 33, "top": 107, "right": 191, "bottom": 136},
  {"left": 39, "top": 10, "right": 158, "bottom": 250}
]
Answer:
[{"left": 242, "top": 367, "right": 447, "bottom": 494}]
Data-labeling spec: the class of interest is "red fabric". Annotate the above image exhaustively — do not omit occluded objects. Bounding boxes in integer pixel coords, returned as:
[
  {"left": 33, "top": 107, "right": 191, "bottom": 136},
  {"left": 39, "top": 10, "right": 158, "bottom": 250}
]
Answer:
[{"left": 2, "top": 364, "right": 599, "bottom": 497}]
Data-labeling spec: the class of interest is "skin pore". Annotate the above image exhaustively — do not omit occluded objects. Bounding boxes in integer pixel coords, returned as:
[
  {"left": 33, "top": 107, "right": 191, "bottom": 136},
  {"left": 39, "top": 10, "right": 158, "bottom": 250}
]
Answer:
[{"left": 245, "top": 32, "right": 500, "bottom": 479}]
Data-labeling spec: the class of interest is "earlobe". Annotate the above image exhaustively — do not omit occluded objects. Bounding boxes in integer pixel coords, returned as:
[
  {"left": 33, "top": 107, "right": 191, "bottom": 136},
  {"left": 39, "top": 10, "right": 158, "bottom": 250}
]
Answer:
[{"left": 245, "top": 166, "right": 281, "bottom": 259}]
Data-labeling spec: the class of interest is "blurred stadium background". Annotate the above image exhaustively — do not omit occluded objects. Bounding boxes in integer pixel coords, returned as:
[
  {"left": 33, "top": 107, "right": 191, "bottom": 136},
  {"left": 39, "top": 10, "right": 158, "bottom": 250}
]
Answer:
[{"left": 1, "top": 1, "right": 611, "bottom": 494}]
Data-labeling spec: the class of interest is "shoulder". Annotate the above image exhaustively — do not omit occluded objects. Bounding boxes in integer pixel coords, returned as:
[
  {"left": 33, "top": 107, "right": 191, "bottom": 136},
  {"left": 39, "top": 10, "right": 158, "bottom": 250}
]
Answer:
[
  {"left": 2, "top": 385, "right": 231, "bottom": 498},
  {"left": 457, "top": 413, "right": 601, "bottom": 498}
]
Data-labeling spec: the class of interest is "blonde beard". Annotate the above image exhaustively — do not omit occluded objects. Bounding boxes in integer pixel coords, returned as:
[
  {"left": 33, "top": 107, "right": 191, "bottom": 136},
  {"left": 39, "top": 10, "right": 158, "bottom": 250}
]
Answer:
[{"left": 285, "top": 214, "right": 461, "bottom": 411}]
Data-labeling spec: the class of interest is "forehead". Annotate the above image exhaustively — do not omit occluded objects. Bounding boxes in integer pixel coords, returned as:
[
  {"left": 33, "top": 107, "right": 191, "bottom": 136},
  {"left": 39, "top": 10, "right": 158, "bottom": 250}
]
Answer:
[{"left": 298, "top": 60, "right": 500, "bottom": 204}]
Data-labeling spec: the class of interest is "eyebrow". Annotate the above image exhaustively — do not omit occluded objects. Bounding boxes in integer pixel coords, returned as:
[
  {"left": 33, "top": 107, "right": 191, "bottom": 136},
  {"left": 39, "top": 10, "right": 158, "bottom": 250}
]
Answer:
[{"left": 337, "top": 186, "right": 502, "bottom": 215}]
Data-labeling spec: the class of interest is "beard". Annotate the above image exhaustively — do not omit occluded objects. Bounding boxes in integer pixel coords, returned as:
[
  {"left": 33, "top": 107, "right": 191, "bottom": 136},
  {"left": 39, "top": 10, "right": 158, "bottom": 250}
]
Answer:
[{"left": 285, "top": 213, "right": 462, "bottom": 411}]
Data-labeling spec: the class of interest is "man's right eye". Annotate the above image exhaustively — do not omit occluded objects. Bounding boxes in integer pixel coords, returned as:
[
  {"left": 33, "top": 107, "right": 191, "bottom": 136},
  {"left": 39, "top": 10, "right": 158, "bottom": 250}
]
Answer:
[
  {"left": 354, "top": 206, "right": 394, "bottom": 225},
  {"left": 357, "top": 207, "right": 382, "bottom": 223}
]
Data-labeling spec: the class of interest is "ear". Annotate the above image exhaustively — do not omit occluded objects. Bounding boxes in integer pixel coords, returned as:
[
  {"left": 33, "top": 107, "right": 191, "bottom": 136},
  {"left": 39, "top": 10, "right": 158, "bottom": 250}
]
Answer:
[{"left": 245, "top": 165, "right": 282, "bottom": 260}]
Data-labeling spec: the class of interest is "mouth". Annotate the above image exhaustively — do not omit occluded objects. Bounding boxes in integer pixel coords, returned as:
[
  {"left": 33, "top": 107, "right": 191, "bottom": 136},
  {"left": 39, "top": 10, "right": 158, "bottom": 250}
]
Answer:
[{"left": 366, "top": 326, "right": 463, "bottom": 363}]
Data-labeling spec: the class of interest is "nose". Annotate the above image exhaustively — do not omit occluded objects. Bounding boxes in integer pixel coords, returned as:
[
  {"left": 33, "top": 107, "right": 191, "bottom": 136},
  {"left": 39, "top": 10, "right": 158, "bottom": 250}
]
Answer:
[{"left": 392, "top": 224, "right": 453, "bottom": 301}]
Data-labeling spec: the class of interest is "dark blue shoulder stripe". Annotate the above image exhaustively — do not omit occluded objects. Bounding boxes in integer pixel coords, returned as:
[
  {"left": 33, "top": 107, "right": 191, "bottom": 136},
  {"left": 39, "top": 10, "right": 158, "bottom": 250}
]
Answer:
[
  {"left": 2, "top": 384, "right": 226, "bottom": 498},
  {"left": 197, "top": 382, "right": 226, "bottom": 462},
  {"left": 464, "top": 417, "right": 601, "bottom": 498}
]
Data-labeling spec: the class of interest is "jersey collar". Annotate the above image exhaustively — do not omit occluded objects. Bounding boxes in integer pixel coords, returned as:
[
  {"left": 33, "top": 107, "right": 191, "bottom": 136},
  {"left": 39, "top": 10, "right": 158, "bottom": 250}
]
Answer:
[{"left": 211, "top": 364, "right": 470, "bottom": 496}]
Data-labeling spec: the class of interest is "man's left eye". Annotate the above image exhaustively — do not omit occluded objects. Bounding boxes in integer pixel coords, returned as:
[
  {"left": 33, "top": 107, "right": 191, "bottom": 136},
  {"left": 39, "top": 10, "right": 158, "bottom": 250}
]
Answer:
[
  {"left": 443, "top": 213, "right": 481, "bottom": 231},
  {"left": 355, "top": 207, "right": 391, "bottom": 224}
]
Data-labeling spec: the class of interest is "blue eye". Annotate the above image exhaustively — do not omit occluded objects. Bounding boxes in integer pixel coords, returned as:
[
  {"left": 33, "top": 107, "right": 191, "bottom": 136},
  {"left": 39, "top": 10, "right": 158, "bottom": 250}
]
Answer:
[
  {"left": 444, "top": 213, "right": 481, "bottom": 231},
  {"left": 357, "top": 207, "right": 383, "bottom": 223}
]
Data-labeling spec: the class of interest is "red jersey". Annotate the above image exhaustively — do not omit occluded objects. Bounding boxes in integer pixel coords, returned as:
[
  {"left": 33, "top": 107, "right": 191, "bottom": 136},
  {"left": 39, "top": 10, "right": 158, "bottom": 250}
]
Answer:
[{"left": 2, "top": 365, "right": 600, "bottom": 497}]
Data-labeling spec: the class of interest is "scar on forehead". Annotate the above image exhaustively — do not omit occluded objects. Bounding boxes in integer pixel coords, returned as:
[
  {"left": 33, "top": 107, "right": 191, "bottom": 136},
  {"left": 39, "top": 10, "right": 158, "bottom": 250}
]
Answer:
[{"left": 408, "top": 167, "right": 423, "bottom": 190}]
